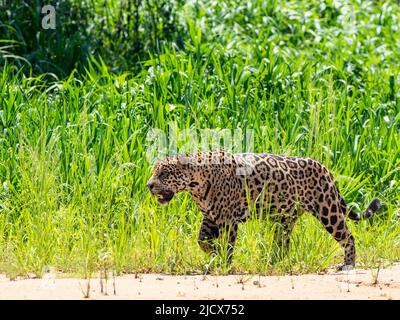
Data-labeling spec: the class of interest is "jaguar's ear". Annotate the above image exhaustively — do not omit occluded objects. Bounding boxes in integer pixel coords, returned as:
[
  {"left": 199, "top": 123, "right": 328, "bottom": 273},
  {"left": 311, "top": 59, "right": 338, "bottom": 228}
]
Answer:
[{"left": 176, "top": 156, "right": 192, "bottom": 170}]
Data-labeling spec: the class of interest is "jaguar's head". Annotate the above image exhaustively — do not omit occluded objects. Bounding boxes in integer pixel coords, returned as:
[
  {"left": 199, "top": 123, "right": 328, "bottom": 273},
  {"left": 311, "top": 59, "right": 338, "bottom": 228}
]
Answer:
[
  {"left": 147, "top": 157, "right": 191, "bottom": 205},
  {"left": 147, "top": 151, "right": 235, "bottom": 205}
]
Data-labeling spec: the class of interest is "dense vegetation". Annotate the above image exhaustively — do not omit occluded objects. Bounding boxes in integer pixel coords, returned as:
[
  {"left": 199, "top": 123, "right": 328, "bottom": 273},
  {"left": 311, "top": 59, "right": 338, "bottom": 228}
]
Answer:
[{"left": 0, "top": 0, "right": 399, "bottom": 277}]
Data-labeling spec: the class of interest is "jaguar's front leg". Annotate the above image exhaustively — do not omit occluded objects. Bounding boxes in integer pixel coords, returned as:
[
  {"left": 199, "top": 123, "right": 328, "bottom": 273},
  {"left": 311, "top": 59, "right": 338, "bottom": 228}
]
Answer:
[
  {"left": 198, "top": 217, "right": 238, "bottom": 267},
  {"left": 197, "top": 216, "right": 220, "bottom": 254}
]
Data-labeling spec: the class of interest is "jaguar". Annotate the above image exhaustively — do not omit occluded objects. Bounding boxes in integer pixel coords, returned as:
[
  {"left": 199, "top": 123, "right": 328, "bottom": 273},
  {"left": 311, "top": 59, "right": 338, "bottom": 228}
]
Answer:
[{"left": 147, "top": 150, "right": 381, "bottom": 270}]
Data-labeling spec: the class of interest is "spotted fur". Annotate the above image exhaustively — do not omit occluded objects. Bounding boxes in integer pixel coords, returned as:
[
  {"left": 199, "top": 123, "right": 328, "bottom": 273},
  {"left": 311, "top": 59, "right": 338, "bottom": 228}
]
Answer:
[{"left": 147, "top": 150, "right": 382, "bottom": 269}]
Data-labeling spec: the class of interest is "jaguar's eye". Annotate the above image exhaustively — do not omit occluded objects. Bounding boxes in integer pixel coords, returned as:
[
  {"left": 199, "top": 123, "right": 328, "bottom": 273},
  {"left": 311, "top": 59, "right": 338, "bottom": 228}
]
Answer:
[
  {"left": 159, "top": 172, "right": 169, "bottom": 180},
  {"left": 188, "top": 182, "right": 199, "bottom": 187}
]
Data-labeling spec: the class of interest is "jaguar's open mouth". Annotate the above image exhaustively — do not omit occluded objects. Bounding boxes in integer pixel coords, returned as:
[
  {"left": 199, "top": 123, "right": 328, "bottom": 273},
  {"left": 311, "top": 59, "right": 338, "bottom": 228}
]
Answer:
[{"left": 155, "top": 191, "right": 174, "bottom": 205}]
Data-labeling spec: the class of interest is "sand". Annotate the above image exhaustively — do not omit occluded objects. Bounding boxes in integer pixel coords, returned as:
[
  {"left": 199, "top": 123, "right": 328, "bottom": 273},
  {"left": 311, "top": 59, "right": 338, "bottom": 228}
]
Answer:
[{"left": 1, "top": 265, "right": 400, "bottom": 300}]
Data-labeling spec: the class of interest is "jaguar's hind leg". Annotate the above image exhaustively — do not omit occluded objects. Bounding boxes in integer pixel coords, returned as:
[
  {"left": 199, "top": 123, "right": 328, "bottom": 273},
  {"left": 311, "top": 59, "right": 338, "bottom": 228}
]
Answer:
[
  {"left": 313, "top": 200, "right": 356, "bottom": 269},
  {"left": 271, "top": 212, "right": 298, "bottom": 262}
]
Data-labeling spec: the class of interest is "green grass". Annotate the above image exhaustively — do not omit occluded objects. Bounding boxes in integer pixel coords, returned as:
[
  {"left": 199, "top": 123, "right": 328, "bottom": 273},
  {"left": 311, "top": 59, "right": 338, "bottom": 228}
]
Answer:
[{"left": 0, "top": 0, "right": 400, "bottom": 278}]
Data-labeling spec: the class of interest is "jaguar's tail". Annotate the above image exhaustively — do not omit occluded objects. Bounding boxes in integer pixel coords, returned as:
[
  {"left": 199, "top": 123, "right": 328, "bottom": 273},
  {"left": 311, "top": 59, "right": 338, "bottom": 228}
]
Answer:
[{"left": 344, "top": 198, "right": 383, "bottom": 221}]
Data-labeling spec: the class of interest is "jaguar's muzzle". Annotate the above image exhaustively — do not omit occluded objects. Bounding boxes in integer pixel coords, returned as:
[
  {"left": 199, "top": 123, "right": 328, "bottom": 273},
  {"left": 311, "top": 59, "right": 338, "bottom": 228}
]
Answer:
[{"left": 154, "top": 190, "right": 174, "bottom": 205}]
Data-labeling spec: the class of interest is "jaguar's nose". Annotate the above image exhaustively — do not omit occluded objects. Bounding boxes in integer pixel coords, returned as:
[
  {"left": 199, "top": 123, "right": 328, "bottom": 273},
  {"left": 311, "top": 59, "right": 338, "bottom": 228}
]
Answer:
[{"left": 147, "top": 181, "right": 155, "bottom": 193}]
